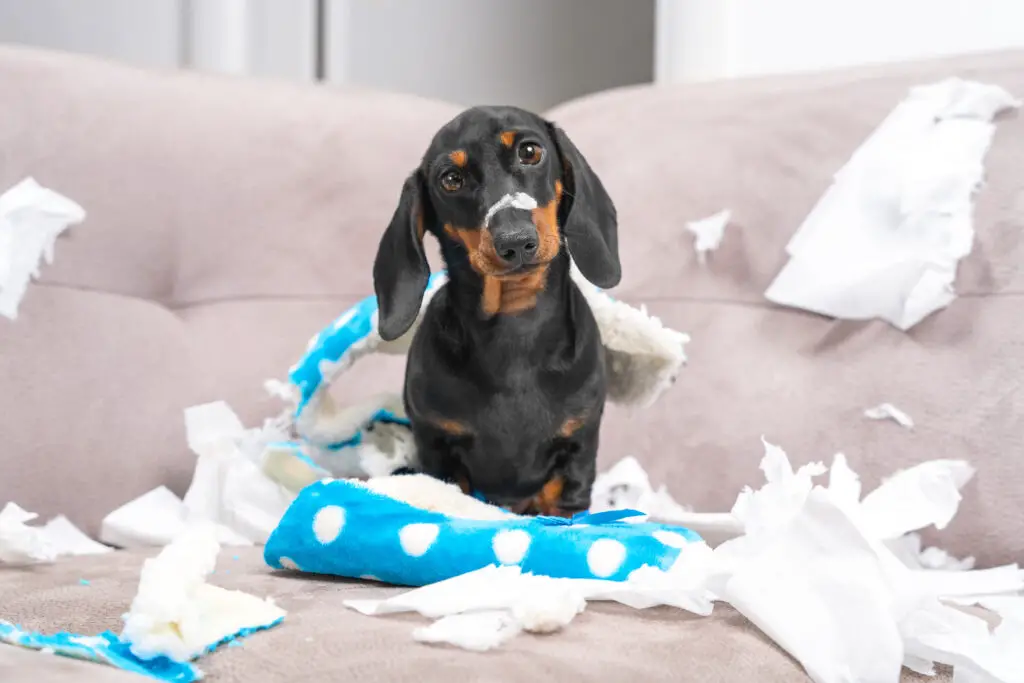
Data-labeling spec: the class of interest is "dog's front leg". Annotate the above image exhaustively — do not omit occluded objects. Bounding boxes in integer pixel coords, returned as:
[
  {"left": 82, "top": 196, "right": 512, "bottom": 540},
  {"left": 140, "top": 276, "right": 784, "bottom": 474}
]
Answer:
[{"left": 535, "top": 427, "right": 599, "bottom": 516}]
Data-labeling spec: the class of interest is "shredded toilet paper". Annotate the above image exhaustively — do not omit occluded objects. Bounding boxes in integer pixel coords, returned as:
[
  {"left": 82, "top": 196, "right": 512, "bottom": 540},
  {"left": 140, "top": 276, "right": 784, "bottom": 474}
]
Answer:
[
  {"left": 765, "top": 78, "right": 1020, "bottom": 331},
  {"left": 0, "top": 177, "right": 85, "bottom": 320},
  {"left": 0, "top": 502, "right": 110, "bottom": 564},
  {"left": 101, "top": 402, "right": 294, "bottom": 548},
  {"left": 686, "top": 209, "right": 732, "bottom": 264},
  {"left": 864, "top": 403, "right": 915, "bottom": 428}
]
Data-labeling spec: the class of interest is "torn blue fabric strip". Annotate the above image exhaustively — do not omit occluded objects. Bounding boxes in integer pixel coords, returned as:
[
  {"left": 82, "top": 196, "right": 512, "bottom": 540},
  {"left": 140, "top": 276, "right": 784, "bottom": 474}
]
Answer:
[{"left": 0, "top": 618, "right": 284, "bottom": 683}]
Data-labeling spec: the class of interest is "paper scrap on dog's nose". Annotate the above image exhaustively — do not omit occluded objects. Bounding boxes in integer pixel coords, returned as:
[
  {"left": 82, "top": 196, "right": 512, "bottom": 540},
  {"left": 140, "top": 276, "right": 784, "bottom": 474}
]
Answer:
[
  {"left": 0, "top": 177, "right": 85, "bottom": 320},
  {"left": 686, "top": 209, "right": 731, "bottom": 264},
  {"left": 764, "top": 78, "right": 1020, "bottom": 331}
]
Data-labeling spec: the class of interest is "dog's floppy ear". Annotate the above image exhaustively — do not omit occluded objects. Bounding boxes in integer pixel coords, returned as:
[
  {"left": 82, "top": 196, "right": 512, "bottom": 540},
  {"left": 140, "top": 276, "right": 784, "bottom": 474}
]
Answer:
[
  {"left": 546, "top": 122, "right": 620, "bottom": 288},
  {"left": 373, "top": 171, "right": 431, "bottom": 341}
]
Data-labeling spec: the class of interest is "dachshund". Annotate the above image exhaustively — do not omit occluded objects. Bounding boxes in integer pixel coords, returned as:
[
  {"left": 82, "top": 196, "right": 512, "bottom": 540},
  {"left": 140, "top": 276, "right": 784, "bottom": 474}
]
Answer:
[{"left": 372, "top": 105, "right": 619, "bottom": 516}]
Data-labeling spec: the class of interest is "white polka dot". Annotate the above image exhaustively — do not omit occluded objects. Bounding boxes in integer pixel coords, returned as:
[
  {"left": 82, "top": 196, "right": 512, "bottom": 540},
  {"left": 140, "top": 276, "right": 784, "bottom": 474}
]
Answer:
[
  {"left": 399, "top": 523, "right": 439, "bottom": 557},
  {"left": 359, "top": 574, "right": 382, "bottom": 582},
  {"left": 332, "top": 309, "right": 357, "bottom": 331},
  {"left": 653, "top": 531, "right": 689, "bottom": 548},
  {"left": 492, "top": 529, "right": 532, "bottom": 565},
  {"left": 312, "top": 505, "right": 346, "bottom": 544},
  {"left": 318, "top": 358, "right": 342, "bottom": 379},
  {"left": 306, "top": 334, "right": 320, "bottom": 351},
  {"left": 587, "top": 539, "right": 626, "bottom": 578},
  {"left": 279, "top": 557, "right": 300, "bottom": 571}
]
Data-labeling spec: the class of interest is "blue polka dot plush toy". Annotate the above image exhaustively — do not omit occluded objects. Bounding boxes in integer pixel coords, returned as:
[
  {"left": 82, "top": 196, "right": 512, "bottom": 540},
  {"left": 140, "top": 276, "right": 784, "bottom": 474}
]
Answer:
[{"left": 264, "top": 475, "right": 702, "bottom": 587}]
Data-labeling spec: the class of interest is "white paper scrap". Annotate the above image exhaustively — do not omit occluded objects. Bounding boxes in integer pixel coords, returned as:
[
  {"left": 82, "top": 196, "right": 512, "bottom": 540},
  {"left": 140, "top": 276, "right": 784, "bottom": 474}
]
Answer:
[
  {"left": 686, "top": 209, "right": 731, "bottom": 264},
  {"left": 711, "top": 488, "right": 907, "bottom": 683},
  {"left": 730, "top": 438, "right": 826, "bottom": 536},
  {"left": 864, "top": 403, "right": 915, "bottom": 428},
  {"left": 590, "top": 456, "right": 743, "bottom": 543},
  {"left": 412, "top": 611, "right": 522, "bottom": 652},
  {"left": 122, "top": 522, "right": 285, "bottom": 662},
  {"left": 0, "top": 503, "right": 111, "bottom": 564},
  {"left": 181, "top": 401, "right": 293, "bottom": 545},
  {"left": 40, "top": 516, "right": 112, "bottom": 556},
  {"left": 887, "top": 532, "right": 976, "bottom": 571},
  {"left": 100, "top": 486, "right": 188, "bottom": 549},
  {"left": 0, "top": 502, "right": 58, "bottom": 564},
  {"left": 101, "top": 401, "right": 294, "bottom": 549},
  {"left": 0, "top": 177, "right": 86, "bottom": 320},
  {"left": 764, "top": 78, "right": 1020, "bottom": 331},
  {"left": 858, "top": 459, "right": 975, "bottom": 540}
]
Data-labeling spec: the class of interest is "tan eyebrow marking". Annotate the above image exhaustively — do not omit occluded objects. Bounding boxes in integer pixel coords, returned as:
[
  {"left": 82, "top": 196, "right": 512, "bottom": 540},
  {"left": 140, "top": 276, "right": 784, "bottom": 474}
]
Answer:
[
  {"left": 500, "top": 131, "right": 516, "bottom": 148},
  {"left": 449, "top": 150, "right": 468, "bottom": 167}
]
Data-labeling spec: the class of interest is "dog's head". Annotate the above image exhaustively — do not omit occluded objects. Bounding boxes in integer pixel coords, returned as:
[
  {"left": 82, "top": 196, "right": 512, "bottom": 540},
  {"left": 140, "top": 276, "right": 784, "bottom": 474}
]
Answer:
[{"left": 373, "top": 106, "right": 619, "bottom": 341}]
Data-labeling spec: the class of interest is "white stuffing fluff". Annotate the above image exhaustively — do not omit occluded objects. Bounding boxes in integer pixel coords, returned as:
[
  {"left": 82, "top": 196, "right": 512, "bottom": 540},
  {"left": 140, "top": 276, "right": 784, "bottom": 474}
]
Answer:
[
  {"left": 361, "top": 474, "right": 514, "bottom": 521},
  {"left": 121, "top": 523, "right": 285, "bottom": 662},
  {"left": 569, "top": 260, "right": 690, "bottom": 408},
  {"left": 510, "top": 583, "right": 587, "bottom": 633}
]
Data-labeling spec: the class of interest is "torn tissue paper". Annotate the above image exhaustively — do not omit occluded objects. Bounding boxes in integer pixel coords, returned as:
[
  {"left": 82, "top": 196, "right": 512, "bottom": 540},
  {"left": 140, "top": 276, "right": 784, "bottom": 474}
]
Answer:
[
  {"left": 0, "top": 502, "right": 110, "bottom": 564},
  {"left": 100, "top": 401, "right": 294, "bottom": 548},
  {"left": 590, "top": 456, "right": 743, "bottom": 543},
  {"left": 764, "top": 78, "right": 1020, "bottom": 331},
  {"left": 512, "top": 444, "right": 1021, "bottom": 682},
  {"left": 686, "top": 209, "right": 731, "bottom": 264},
  {"left": 864, "top": 402, "right": 914, "bottom": 428},
  {"left": 0, "top": 177, "right": 85, "bottom": 320}
]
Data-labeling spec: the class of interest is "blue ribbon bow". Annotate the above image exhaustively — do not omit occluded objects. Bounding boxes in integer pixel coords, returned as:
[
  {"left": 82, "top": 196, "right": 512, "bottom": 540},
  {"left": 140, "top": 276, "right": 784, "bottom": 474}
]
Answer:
[{"left": 534, "top": 509, "right": 646, "bottom": 526}]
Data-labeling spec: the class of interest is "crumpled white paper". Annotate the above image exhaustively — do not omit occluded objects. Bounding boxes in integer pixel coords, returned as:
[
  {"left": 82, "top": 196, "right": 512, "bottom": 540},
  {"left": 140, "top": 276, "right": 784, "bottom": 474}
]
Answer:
[
  {"left": 121, "top": 522, "right": 285, "bottom": 662},
  {"left": 686, "top": 209, "right": 731, "bottom": 264},
  {"left": 864, "top": 402, "right": 915, "bottom": 428},
  {"left": 765, "top": 78, "right": 1020, "bottom": 331},
  {"left": 345, "top": 557, "right": 716, "bottom": 652},
  {"left": 0, "top": 177, "right": 85, "bottom": 320},
  {"left": 100, "top": 401, "right": 294, "bottom": 548},
  {"left": 0, "top": 502, "right": 111, "bottom": 565}
]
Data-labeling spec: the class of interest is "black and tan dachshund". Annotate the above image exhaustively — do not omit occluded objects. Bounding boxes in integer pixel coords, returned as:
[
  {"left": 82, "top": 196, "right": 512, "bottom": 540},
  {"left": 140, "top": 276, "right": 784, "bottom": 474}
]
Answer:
[{"left": 372, "top": 105, "right": 619, "bottom": 516}]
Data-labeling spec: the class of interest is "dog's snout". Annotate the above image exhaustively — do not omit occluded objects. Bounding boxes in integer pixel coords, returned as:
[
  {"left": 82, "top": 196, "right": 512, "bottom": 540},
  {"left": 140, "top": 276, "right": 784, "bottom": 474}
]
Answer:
[{"left": 492, "top": 227, "right": 539, "bottom": 267}]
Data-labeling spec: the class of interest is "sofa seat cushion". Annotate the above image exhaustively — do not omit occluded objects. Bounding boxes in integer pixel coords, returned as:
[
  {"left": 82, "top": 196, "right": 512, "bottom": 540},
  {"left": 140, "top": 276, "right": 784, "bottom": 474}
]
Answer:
[{"left": 0, "top": 548, "right": 949, "bottom": 683}]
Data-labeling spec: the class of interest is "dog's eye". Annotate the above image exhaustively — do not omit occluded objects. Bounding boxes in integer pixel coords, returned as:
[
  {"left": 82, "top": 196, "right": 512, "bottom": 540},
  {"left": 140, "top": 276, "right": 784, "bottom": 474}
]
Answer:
[
  {"left": 440, "top": 170, "right": 464, "bottom": 192},
  {"left": 517, "top": 142, "right": 544, "bottom": 166}
]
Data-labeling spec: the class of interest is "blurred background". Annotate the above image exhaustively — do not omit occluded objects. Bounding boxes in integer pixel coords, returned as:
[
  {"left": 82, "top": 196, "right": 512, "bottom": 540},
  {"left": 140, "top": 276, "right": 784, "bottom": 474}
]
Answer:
[{"left": 1, "top": 0, "right": 1024, "bottom": 112}]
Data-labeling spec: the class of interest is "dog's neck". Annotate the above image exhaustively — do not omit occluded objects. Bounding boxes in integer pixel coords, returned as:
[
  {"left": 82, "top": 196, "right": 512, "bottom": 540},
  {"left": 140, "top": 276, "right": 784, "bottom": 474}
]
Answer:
[{"left": 440, "top": 247, "right": 575, "bottom": 343}]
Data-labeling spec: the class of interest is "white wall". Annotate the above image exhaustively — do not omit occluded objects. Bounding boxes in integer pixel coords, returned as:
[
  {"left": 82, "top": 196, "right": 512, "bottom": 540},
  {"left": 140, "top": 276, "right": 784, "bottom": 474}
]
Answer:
[
  {"left": 658, "top": 0, "right": 1024, "bottom": 83},
  {"left": 329, "top": 0, "right": 655, "bottom": 113},
  {"left": 0, "top": 0, "right": 183, "bottom": 68}
]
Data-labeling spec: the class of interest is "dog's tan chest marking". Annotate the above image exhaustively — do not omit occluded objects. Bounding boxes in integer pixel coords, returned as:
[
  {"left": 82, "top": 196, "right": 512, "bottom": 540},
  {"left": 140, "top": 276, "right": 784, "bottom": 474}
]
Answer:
[{"left": 557, "top": 415, "right": 585, "bottom": 438}]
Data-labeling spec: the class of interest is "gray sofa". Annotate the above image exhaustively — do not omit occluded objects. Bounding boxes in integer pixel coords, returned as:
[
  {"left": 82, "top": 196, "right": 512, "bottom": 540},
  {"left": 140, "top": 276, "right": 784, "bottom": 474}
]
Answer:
[{"left": 1, "top": 45, "right": 1022, "bottom": 682}]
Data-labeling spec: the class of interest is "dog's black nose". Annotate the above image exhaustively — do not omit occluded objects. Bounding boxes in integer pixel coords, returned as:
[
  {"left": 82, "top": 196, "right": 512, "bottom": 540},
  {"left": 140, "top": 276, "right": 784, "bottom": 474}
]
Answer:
[{"left": 492, "top": 228, "right": 538, "bottom": 267}]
